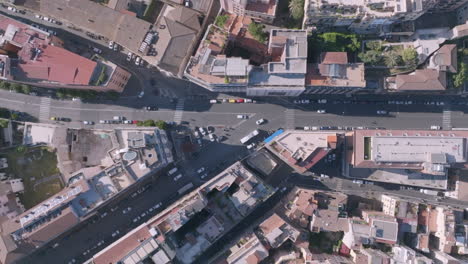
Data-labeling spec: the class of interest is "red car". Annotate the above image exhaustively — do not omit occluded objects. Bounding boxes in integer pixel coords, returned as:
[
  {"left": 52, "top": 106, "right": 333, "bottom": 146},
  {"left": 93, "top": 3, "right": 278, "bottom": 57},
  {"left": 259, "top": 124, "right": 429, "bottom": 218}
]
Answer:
[
  {"left": 236, "top": 99, "right": 244, "bottom": 103},
  {"left": 132, "top": 120, "right": 139, "bottom": 124}
]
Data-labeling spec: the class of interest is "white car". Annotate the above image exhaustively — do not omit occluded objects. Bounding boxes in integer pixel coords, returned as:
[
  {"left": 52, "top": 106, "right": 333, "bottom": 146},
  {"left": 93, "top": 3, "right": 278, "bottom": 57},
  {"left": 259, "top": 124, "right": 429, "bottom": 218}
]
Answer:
[
  {"left": 312, "top": 126, "right": 319, "bottom": 130},
  {"left": 135, "top": 56, "right": 141, "bottom": 66},
  {"left": 430, "top": 125, "right": 441, "bottom": 130},
  {"left": 255, "top": 118, "right": 266, "bottom": 125},
  {"left": 123, "top": 120, "right": 132, "bottom": 124},
  {"left": 194, "top": 131, "right": 200, "bottom": 138},
  {"left": 210, "top": 99, "right": 218, "bottom": 104},
  {"left": 304, "top": 126, "right": 311, "bottom": 131},
  {"left": 173, "top": 174, "right": 182, "bottom": 181},
  {"left": 111, "top": 230, "right": 120, "bottom": 237},
  {"left": 122, "top": 207, "right": 132, "bottom": 214},
  {"left": 137, "top": 91, "right": 144, "bottom": 98},
  {"left": 127, "top": 52, "right": 133, "bottom": 61},
  {"left": 108, "top": 41, "right": 114, "bottom": 49},
  {"left": 237, "top": 114, "right": 248, "bottom": 119},
  {"left": 209, "top": 133, "right": 216, "bottom": 142},
  {"left": 200, "top": 173, "right": 208, "bottom": 179},
  {"left": 83, "top": 121, "right": 94, "bottom": 125},
  {"left": 197, "top": 167, "right": 205, "bottom": 174},
  {"left": 376, "top": 110, "right": 387, "bottom": 115},
  {"left": 153, "top": 202, "right": 162, "bottom": 209},
  {"left": 99, "top": 120, "right": 106, "bottom": 124},
  {"left": 198, "top": 127, "right": 206, "bottom": 136},
  {"left": 318, "top": 99, "right": 327, "bottom": 104},
  {"left": 247, "top": 143, "right": 256, "bottom": 149},
  {"left": 317, "top": 109, "right": 326, "bottom": 114}
]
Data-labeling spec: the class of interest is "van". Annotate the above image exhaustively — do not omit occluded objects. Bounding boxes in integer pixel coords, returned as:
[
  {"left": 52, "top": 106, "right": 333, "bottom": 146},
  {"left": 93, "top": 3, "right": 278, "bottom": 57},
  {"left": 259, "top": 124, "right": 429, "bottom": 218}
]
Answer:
[
  {"left": 229, "top": 99, "right": 236, "bottom": 103},
  {"left": 168, "top": 167, "right": 178, "bottom": 175},
  {"left": 430, "top": 125, "right": 441, "bottom": 130}
]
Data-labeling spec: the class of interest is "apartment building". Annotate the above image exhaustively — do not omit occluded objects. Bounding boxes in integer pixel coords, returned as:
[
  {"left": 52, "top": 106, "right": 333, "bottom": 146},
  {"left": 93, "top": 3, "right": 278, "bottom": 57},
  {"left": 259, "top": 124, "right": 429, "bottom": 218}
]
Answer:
[
  {"left": 185, "top": 14, "right": 308, "bottom": 96},
  {"left": 220, "top": 0, "right": 278, "bottom": 23}
]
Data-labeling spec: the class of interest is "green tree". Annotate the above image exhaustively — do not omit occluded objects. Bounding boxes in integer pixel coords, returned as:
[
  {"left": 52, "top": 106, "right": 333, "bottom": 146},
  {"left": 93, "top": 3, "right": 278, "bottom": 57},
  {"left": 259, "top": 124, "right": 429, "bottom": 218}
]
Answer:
[
  {"left": 454, "top": 62, "right": 468, "bottom": 88},
  {"left": 155, "top": 120, "right": 167, "bottom": 130},
  {"left": 365, "top": 41, "right": 382, "bottom": 51},
  {"left": 0, "top": 119, "right": 8, "bottom": 128},
  {"left": 56, "top": 89, "right": 66, "bottom": 99},
  {"left": 384, "top": 51, "right": 402, "bottom": 68},
  {"left": 0, "top": 81, "right": 7, "bottom": 90},
  {"left": 141, "top": 119, "right": 156, "bottom": 127},
  {"left": 21, "top": 84, "right": 31, "bottom": 94},
  {"left": 215, "top": 15, "right": 229, "bottom": 28},
  {"left": 16, "top": 145, "right": 26, "bottom": 153},
  {"left": 358, "top": 50, "right": 382, "bottom": 65},
  {"left": 401, "top": 48, "right": 418, "bottom": 67},
  {"left": 247, "top": 22, "right": 267, "bottom": 43},
  {"left": 12, "top": 83, "right": 22, "bottom": 93},
  {"left": 289, "top": 0, "right": 304, "bottom": 20},
  {"left": 10, "top": 112, "right": 18, "bottom": 120}
]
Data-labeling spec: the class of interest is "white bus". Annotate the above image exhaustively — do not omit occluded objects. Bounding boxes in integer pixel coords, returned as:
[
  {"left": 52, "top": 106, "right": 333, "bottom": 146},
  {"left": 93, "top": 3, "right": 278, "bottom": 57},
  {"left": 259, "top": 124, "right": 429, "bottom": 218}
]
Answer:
[{"left": 240, "top": 130, "right": 259, "bottom": 144}]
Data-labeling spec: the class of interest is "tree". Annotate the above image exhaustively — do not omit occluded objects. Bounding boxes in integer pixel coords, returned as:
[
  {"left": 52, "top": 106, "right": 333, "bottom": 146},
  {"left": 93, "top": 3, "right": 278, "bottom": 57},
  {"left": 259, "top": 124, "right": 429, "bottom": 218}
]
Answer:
[
  {"left": 155, "top": 120, "right": 167, "bottom": 130},
  {"left": 0, "top": 119, "right": 8, "bottom": 128},
  {"left": 10, "top": 112, "right": 18, "bottom": 120},
  {"left": 12, "top": 83, "right": 22, "bottom": 93},
  {"left": 384, "top": 51, "right": 402, "bottom": 68},
  {"left": 401, "top": 48, "right": 418, "bottom": 67},
  {"left": 358, "top": 50, "right": 382, "bottom": 65},
  {"left": 454, "top": 62, "right": 468, "bottom": 88},
  {"left": 56, "top": 89, "right": 66, "bottom": 99},
  {"left": 215, "top": 15, "right": 229, "bottom": 28},
  {"left": 138, "top": 119, "right": 156, "bottom": 127},
  {"left": 16, "top": 145, "right": 26, "bottom": 153},
  {"left": 247, "top": 22, "right": 267, "bottom": 43},
  {"left": 21, "top": 84, "right": 31, "bottom": 94},
  {"left": 365, "top": 41, "right": 382, "bottom": 51},
  {"left": 289, "top": 0, "right": 304, "bottom": 20}
]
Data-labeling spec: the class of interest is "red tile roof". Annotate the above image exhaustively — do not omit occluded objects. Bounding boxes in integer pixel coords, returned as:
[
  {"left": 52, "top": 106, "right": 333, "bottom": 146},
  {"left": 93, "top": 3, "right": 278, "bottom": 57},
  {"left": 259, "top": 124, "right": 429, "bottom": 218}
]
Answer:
[
  {"left": 18, "top": 44, "right": 96, "bottom": 85},
  {"left": 321, "top": 52, "right": 348, "bottom": 64}
]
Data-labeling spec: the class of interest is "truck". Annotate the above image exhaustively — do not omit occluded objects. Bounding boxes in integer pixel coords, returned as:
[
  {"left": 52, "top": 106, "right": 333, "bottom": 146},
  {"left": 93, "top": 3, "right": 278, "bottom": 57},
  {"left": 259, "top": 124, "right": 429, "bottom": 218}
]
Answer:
[{"left": 240, "top": 129, "right": 259, "bottom": 144}]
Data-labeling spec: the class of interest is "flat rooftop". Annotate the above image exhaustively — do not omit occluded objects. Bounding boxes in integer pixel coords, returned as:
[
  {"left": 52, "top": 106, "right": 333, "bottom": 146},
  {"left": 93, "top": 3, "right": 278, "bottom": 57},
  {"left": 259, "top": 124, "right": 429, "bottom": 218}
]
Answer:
[
  {"left": 353, "top": 130, "right": 468, "bottom": 168},
  {"left": 246, "top": 0, "right": 277, "bottom": 16},
  {"left": 371, "top": 136, "right": 466, "bottom": 163}
]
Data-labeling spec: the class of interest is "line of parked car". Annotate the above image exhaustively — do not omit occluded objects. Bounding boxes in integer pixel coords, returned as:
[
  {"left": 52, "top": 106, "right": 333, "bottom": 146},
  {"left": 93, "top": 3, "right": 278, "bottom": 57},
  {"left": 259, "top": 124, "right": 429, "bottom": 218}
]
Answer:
[{"left": 210, "top": 98, "right": 256, "bottom": 104}]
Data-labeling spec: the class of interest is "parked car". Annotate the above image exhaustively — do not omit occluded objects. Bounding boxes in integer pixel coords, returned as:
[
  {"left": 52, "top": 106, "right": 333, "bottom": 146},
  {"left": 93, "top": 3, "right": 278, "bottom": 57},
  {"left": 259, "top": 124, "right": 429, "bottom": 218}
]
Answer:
[
  {"left": 200, "top": 173, "right": 208, "bottom": 179},
  {"left": 377, "top": 110, "right": 387, "bottom": 115},
  {"left": 126, "top": 52, "right": 133, "bottom": 61},
  {"left": 108, "top": 41, "right": 114, "bottom": 49},
  {"left": 144, "top": 106, "right": 157, "bottom": 111},
  {"left": 197, "top": 167, "right": 205, "bottom": 174},
  {"left": 317, "top": 109, "right": 326, "bottom": 114},
  {"left": 198, "top": 127, "right": 206, "bottom": 136},
  {"left": 173, "top": 174, "right": 182, "bottom": 181},
  {"left": 122, "top": 207, "right": 132, "bottom": 214},
  {"left": 237, "top": 114, "right": 248, "bottom": 119},
  {"left": 92, "top": 47, "right": 102, "bottom": 54},
  {"left": 430, "top": 125, "right": 441, "bottom": 130},
  {"left": 246, "top": 143, "right": 256, "bottom": 150},
  {"left": 135, "top": 56, "right": 141, "bottom": 66},
  {"left": 210, "top": 99, "right": 218, "bottom": 104},
  {"left": 209, "top": 133, "right": 216, "bottom": 142},
  {"left": 255, "top": 118, "right": 266, "bottom": 125},
  {"left": 83, "top": 121, "right": 94, "bottom": 125},
  {"left": 111, "top": 230, "right": 120, "bottom": 238},
  {"left": 318, "top": 99, "right": 327, "bottom": 104},
  {"left": 123, "top": 120, "right": 132, "bottom": 124}
]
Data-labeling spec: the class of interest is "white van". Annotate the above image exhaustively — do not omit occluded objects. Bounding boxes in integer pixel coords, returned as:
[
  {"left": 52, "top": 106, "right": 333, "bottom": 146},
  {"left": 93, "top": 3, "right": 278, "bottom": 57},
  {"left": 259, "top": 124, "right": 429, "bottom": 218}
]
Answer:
[{"left": 168, "top": 167, "right": 178, "bottom": 176}]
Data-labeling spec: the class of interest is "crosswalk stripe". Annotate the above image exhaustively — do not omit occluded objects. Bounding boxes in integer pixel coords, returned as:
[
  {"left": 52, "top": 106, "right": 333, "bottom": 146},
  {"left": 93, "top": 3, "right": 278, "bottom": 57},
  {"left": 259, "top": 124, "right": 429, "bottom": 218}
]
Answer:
[
  {"left": 442, "top": 110, "right": 452, "bottom": 129},
  {"left": 38, "top": 97, "right": 51, "bottom": 121},
  {"left": 285, "top": 109, "right": 295, "bottom": 129},
  {"left": 173, "top": 99, "right": 185, "bottom": 124}
]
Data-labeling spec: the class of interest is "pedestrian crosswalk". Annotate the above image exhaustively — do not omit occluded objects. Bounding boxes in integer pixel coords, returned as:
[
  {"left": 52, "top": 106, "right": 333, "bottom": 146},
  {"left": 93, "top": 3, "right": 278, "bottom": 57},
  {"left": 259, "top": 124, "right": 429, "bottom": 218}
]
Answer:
[
  {"left": 336, "top": 178, "right": 343, "bottom": 191},
  {"left": 443, "top": 110, "right": 452, "bottom": 130},
  {"left": 173, "top": 99, "right": 185, "bottom": 124},
  {"left": 38, "top": 97, "right": 51, "bottom": 121},
  {"left": 285, "top": 109, "right": 295, "bottom": 129}
]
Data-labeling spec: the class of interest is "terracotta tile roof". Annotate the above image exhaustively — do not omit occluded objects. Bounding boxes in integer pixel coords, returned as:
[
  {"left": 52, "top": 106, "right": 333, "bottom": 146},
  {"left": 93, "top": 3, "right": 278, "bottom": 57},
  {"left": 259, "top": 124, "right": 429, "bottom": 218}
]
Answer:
[
  {"left": 395, "top": 69, "right": 446, "bottom": 91},
  {"left": 320, "top": 52, "right": 348, "bottom": 64},
  {"left": 433, "top": 44, "right": 457, "bottom": 73},
  {"left": 259, "top": 214, "right": 285, "bottom": 235},
  {"left": 93, "top": 225, "right": 152, "bottom": 264}
]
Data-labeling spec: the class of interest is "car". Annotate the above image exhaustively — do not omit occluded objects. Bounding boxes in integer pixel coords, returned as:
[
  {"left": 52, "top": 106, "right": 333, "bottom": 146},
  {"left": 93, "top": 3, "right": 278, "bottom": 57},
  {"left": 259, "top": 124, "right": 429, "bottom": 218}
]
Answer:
[
  {"left": 100, "top": 212, "right": 108, "bottom": 218},
  {"left": 113, "top": 43, "right": 118, "bottom": 51},
  {"left": 312, "top": 126, "right": 319, "bottom": 130},
  {"left": 245, "top": 99, "right": 252, "bottom": 103},
  {"left": 141, "top": 212, "right": 146, "bottom": 218},
  {"left": 144, "top": 106, "right": 157, "bottom": 111},
  {"left": 133, "top": 216, "right": 140, "bottom": 223},
  {"left": 237, "top": 114, "right": 248, "bottom": 119},
  {"left": 200, "top": 173, "right": 208, "bottom": 179},
  {"left": 126, "top": 52, "right": 133, "bottom": 61},
  {"left": 352, "top": 180, "right": 363, "bottom": 184},
  {"left": 320, "top": 174, "right": 329, "bottom": 178},
  {"left": 301, "top": 99, "right": 310, "bottom": 104},
  {"left": 197, "top": 167, "right": 205, "bottom": 174},
  {"left": 122, "top": 207, "right": 132, "bottom": 214},
  {"left": 112, "top": 230, "right": 120, "bottom": 238},
  {"left": 377, "top": 110, "right": 387, "bottom": 115},
  {"left": 153, "top": 202, "right": 162, "bottom": 209},
  {"left": 108, "top": 41, "right": 114, "bottom": 49},
  {"left": 99, "top": 120, "right": 106, "bottom": 124},
  {"left": 198, "top": 127, "right": 206, "bottom": 136},
  {"left": 113, "top": 116, "right": 124, "bottom": 121},
  {"left": 430, "top": 125, "right": 441, "bottom": 130},
  {"left": 184, "top": 0, "right": 190, "bottom": 7},
  {"left": 194, "top": 131, "right": 200, "bottom": 138},
  {"left": 246, "top": 143, "right": 256, "bottom": 150},
  {"left": 255, "top": 118, "right": 266, "bottom": 125},
  {"left": 210, "top": 99, "right": 218, "bottom": 104},
  {"left": 318, "top": 99, "right": 327, "bottom": 104},
  {"left": 35, "top": 14, "right": 42, "bottom": 19},
  {"left": 236, "top": 99, "right": 245, "bottom": 103},
  {"left": 123, "top": 120, "right": 132, "bottom": 124},
  {"left": 135, "top": 56, "right": 141, "bottom": 66},
  {"left": 197, "top": 138, "right": 202, "bottom": 145},
  {"left": 293, "top": 100, "right": 301, "bottom": 104},
  {"left": 209, "top": 133, "right": 216, "bottom": 142},
  {"left": 229, "top": 99, "right": 236, "bottom": 103},
  {"left": 137, "top": 91, "right": 144, "bottom": 98},
  {"left": 71, "top": 97, "right": 80, "bottom": 101},
  {"left": 83, "top": 121, "right": 94, "bottom": 125},
  {"left": 317, "top": 109, "right": 326, "bottom": 114},
  {"left": 50, "top": 116, "right": 57, "bottom": 121},
  {"left": 173, "top": 174, "right": 182, "bottom": 181},
  {"left": 207, "top": 126, "right": 214, "bottom": 133},
  {"left": 304, "top": 126, "right": 311, "bottom": 131},
  {"left": 92, "top": 47, "right": 102, "bottom": 54}
]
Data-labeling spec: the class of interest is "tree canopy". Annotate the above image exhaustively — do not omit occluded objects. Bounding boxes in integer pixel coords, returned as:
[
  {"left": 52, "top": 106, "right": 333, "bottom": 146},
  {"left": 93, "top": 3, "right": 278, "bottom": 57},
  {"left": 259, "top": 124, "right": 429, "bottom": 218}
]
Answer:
[
  {"left": 247, "top": 22, "right": 267, "bottom": 43},
  {"left": 288, "top": 0, "right": 304, "bottom": 20}
]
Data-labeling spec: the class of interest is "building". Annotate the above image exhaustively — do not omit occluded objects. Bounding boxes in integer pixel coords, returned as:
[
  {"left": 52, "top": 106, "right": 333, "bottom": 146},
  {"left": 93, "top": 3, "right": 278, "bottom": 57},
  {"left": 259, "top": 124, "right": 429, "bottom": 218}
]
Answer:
[
  {"left": 185, "top": 15, "right": 309, "bottom": 96},
  {"left": 347, "top": 129, "right": 468, "bottom": 189},
  {"left": 304, "top": 52, "right": 366, "bottom": 94},
  {"left": 392, "top": 245, "right": 433, "bottom": 264},
  {"left": 226, "top": 233, "right": 269, "bottom": 264},
  {"left": 265, "top": 130, "right": 343, "bottom": 173},
  {"left": 0, "top": 15, "right": 130, "bottom": 92},
  {"left": 90, "top": 161, "right": 274, "bottom": 264},
  {"left": 0, "top": 180, "right": 24, "bottom": 223},
  {"left": 309, "top": 191, "right": 348, "bottom": 233},
  {"left": 282, "top": 187, "right": 317, "bottom": 228},
  {"left": 220, "top": 0, "right": 278, "bottom": 23},
  {"left": 388, "top": 69, "right": 447, "bottom": 91},
  {"left": 427, "top": 206, "right": 467, "bottom": 254},
  {"left": 256, "top": 213, "right": 300, "bottom": 248}
]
